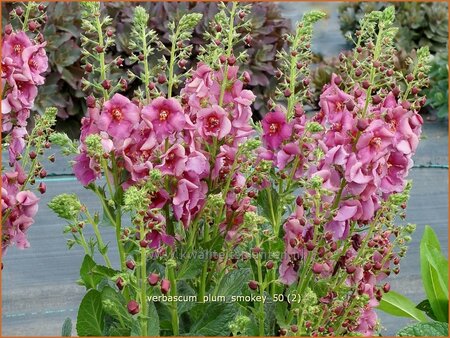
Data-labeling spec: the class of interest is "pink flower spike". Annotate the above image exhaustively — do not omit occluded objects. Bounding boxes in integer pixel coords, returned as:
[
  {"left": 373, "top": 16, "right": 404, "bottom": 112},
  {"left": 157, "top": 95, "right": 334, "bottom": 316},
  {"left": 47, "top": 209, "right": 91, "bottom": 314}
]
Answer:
[{"left": 197, "top": 105, "right": 232, "bottom": 141}]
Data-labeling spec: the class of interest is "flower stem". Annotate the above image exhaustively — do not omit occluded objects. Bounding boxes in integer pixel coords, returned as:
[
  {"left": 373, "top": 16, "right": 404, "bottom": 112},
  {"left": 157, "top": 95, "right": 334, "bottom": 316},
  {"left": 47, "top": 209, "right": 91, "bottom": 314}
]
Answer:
[
  {"left": 139, "top": 222, "right": 148, "bottom": 336},
  {"left": 167, "top": 263, "right": 179, "bottom": 335},
  {"left": 84, "top": 209, "right": 112, "bottom": 268}
]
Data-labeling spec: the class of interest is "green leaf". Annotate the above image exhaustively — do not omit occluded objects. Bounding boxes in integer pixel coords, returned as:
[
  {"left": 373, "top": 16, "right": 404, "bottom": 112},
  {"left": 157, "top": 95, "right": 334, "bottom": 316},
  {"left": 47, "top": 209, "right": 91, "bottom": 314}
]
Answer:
[
  {"left": 76, "top": 289, "right": 105, "bottom": 336},
  {"left": 397, "top": 321, "right": 448, "bottom": 336},
  {"left": 188, "top": 303, "right": 237, "bottom": 336},
  {"left": 215, "top": 269, "right": 251, "bottom": 297},
  {"left": 61, "top": 317, "right": 72, "bottom": 337},
  {"left": 416, "top": 299, "right": 437, "bottom": 321},
  {"left": 80, "top": 255, "right": 102, "bottom": 290},
  {"left": 420, "top": 227, "right": 449, "bottom": 323},
  {"left": 108, "top": 327, "right": 131, "bottom": 336},
  {"left": 177, "top": 257, "right": 203, "bottom": 280},
  {"left": 377, "top": 290, "right": 428, "bottom": 322},
  {"left": 147, "top": 301, "right": 160, "bottom": 335},
  {"left": 101, "top": 286, "right": 132, "bottom": 327},
  {"left": 422, "top": 225, "right": 442, "bottom": 252}
]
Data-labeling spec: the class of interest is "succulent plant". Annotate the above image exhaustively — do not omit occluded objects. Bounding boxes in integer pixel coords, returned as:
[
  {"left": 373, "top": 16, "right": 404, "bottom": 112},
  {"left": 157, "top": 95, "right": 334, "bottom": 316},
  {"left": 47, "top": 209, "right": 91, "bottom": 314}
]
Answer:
[
  {"left": 1, "top": 1, "right": 291, "bottom": 136},
  {"left": 424, "top": 53, "right": 448, "bottom": 119},
  {"left": 338, "top": 2, "right": 448, "bottom": 54}
]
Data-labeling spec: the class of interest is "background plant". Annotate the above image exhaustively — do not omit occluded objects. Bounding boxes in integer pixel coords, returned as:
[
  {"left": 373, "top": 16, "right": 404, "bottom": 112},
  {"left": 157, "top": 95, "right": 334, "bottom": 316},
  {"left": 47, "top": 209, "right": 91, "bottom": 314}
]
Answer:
[
  {"left": 1, "top": 1, "right": 290, "bottom": 137},
  {"left": 378, "top": 225, "right": 448, "bottom": 336}
]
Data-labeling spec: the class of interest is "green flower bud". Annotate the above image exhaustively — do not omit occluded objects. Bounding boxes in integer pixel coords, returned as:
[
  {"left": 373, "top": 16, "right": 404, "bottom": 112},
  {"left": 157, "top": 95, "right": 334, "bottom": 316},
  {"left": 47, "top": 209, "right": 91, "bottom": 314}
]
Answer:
[
  {"left": 85, "top": 134, "right": 104, "bottom": 158},
  {"left": 48, "top": 194, "right": 82, "bottom": 220}
]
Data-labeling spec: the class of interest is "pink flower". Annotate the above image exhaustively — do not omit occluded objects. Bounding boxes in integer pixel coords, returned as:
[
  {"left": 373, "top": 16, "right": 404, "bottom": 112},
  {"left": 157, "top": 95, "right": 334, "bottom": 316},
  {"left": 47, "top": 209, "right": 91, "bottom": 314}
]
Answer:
[
  {"left": 197, "top": 105, "right": 232, "bottom": 141},
  {"left": 2, "top": 31, "right": 33, "bottom": 67},
  {"left": 262, "top": 108, "right": 292, "bottom": 150},
  {"left": 142, "top": 97, "right": 185, "bottom": 141},
  {"left": 73, "top": 152, "right": 99, "bottom": 186},
  {"left": 319, "top": 73, "right": 353, "bottom": 121},
  {"left": 22, "top": 42, "right": 48, "bottom": 85},
  {"left": 157, "top": 144, "right": 187, "bottom": 177},
  {"left": 173, "top": 178, "right": 207, "bottom": 227},
  {"left": 356, "top": 120, "right": 394, "bottom": 164},
  {"left": 16, "top": 191, "right": 39, "bottom": 217},
  {"left": 98, "top": 94, "right": 140, "bottom": 139}
]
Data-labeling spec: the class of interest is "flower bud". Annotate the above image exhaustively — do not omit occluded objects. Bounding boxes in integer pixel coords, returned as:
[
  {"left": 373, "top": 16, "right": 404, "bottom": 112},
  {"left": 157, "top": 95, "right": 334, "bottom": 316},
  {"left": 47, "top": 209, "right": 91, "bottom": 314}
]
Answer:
[
  {"left": 345, "top": 100, "right": 355, "bottom": 111},
  {"left": 28, "top": 21, "right": 38, "bottom": 32},
  {"left": 95, "top": 45, "right": 104, "bottom": 53},
  {"left": 219, "top": 55, "right": 227, "bottom": 64},
  {"left": 244, "top": 34, "right": 252, "bottom": 46},
  {"left": 120, "top": 79, "right": 128, "bottom": 91},
  {"left": 38, "top": 4, "right": 45, "bottom": 11},
  {"left": 372, "top": 95, "right": 382, "bottom": 104},
  {"left": 101, "top": 80, "right": 111, "bottom": 90},
  {"left": 312, "top": 263, "right": 323, "bottom": 274},
  {"left": 116, "top": 276, "right": 124, "bottom": 290},
  {"left": 161, "top": 279, "right": 171, "bottom": 294},
  {"left": 383, "top": 283, "right": 390, "bottom": 293},
  {"left": 401, "top": 101, "right": 411, "bottom": 110},
  {"left": 39, "top": 169, "right": 47, "bottom": 178},
  {"left": 139, "top": 239, "right": 148, "bottom": 248},
  {"left": 29, "top": 151, "right": 37, "bottom": 159},
  {"left": 228, "top": 55, "right": 236, "bottom": 66},
  {"left": 302, "top": 78, "right": 310, "bottom": 86},
  {"left": 178, "top": 59, "right": 187, "bottom": 69},
  {"left": 242, "top": 71, "right": 251, "bottom": 84},
  {"left": 86, "top": 95, "right": 96, "bottom": 108},
  {"left": 38, "top": 182, "right": 46, "bottom": 194},
  {"left": 306, "top": 241, "right": 315, "bottom": 251},
  {"left": 15, "top": 7, "right": 24, "bottom": 16},
  {"left": 406, "top": 73, "right": 414, "bottom": 82},
  {"left": 106, "top": 29, "right": 113, "bottom": 37},
  {"left": 84, "top": 63, "right": 93, "bottom": 73},
  {"left": 284, "top": 89, "right": 292, "bottom": 98},
  {"left": 126, "top": 260, "right": 135, "bottom": 270},
  {"left": 5, "top": 24, "right": 13, "bottom": 35},
  {"left": 362, "top": 80, "right": 370, "bottom": 89},
  {"left": 355, "top": 68, "right": 363, "bottom": 77},
  {"left": 266, "top": 260, "right": 274, "bottom": 270},
  {"left": 148, "top": 273, "right": 160, "bottom": 286},
  {"left": 158, "top": 74, "right": 167, "bottom": 84},
  {"left": 215, "top": 24, "right": 222, "bottom": 32},
  {"left": 116, "top": 57, "right": 124, "bottom": 67},
  {"left": 411, "top": 87, "right": 419, "bottom": 95},
  {"left": 248, "top": 280, "right": 258, "bottom": 290},
  {"left": 127, "top": 300, "right": 139, "bottom": 315},
  {"left": 239, "top": 11, "right": 246, "bottom": 19},
  {"left": 334, "top": 76, "right": 342, "bottom": 86},
  {"left": 291, "top": 325, "right": 298, "bottom": 333}
]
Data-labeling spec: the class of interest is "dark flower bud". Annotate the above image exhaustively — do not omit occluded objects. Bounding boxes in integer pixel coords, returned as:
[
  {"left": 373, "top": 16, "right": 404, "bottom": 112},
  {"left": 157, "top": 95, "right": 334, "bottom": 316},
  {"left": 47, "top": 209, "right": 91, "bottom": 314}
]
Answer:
[
  {"left": 126, "top": 260, "right": 135, "bottom": 270},
  {"left": 120, "top": 79, "right": 128, "bottom": 91},
  {"left": 101, "top": 80, "right": 111, "bottom": 90},
  {"left": 38, "top": 4, "right": 45, "bottom": 11},
  {"left": 148, "top": 82, "right": 156, "bottom": 90},
  {"left": 291, "top": 325, "right": 298, "bottom": 333},
  {"left": 106, "top": 29, "right": 113, "bottom": 37},
  {"left": 306, "top": 241, "right": 315, "bottom": 251},
  {"left": 138, "top": 53, "right": 145, "bottom": 61},
  {"left": 248, "top": 280, "right": 258, "bottom": 290},
  {"left": 5, "top": 24, "right": 13, "bottom": 35},
  {"left": 147, "top": 273, "right": 160, "bottom": 286},
  {"left": 266, "top": 260, "right": 274, "bottom": 270},
  {"left": 392, "top": 86, "right": 400, "bottom": 97},
  {"left": 158, "top": 74, "right": 167, "bottom": 84},
  {"left": 227, "top": 55, "right": 236, "bottom": 66},
  {"left": 127, "top": 300, "right": 139, "bottom": 315},
  {"left": 86, "top": 95, "right": 96, "bottom": 108},
  {"left": 252, "top": 247, "right": 261, "bottom": 254},
  {"left": 178, "top": 59, "right": 187, "bottom": 69},
  {"left": 302, "top": 78, "right": 310, "bottom": 86},
  {"left": 239, "top": 11, "right": 246, "bottom": 19},
  {"left": 215, "top": 24, "right": 222, "bottom": 32},
  {"left": 354, "top": 88, "right": 363, "bottom": 98},
  {"left": 346, "top": 265, "right": 356, "bottom": 274},
  {"left": 372, "top": 95, "right": 382, "bottom": 104},
  {"left": 406, "top": 73, "right": 414, "bottom": 82},
  {"left": 39, "top": 169, "right": 47, "bottom": 178},
  {"left": 219, "top": 55, "right": 227, "bottom": 64},
  {"left": 38, "top": 182, "right": 46, "bottom": 194},
  {"left": 242, "top": 71, "right": 251, "bottom": 84},
  {"left": 161, "top": 279, "right": 171, "bottom": 294},
  {"left": 383, "top": 283, "right": 390, "bottom": 293},
  {"left": 386, "top": 69, "right": 394, "bottom": 77},
  {"left": 345, "top": 100, "right": 355, "bottom": 111},
  {"left": 116, "top": 57, "right": 124, "bottom": 67},
  {"left": 15, "top": 7, "right": 24, "bottom": 16},
  {"left": 244, "top": 34, "right": 252, "bottom": 46},
  {"left": 28, "top": 21, "right": 38, "bottom": 32},
  {"left": 401, "top": 101, "right": 411, "bottom": 110},
  {"left": 356, "top": 46, "right": 362, "bottom": 53},
  {"left": 85, "top": 63, "right": 93, "bottom": 73},
  {"left": 362, "top": 80, "right": 370, "bottom": 89},
  {"left": 139, "top": 239, "right": 148, "bottom": 248},
  {"left": 355, "top": 68, "right": 363, "bottom": 77},
  {"left": 411, "top": 87, "right": 419, "bottom": 95},
  {"left": 95, "top": 45, "right": 104, "bottom": 53},
  {"left": 116, "top": 277, "right": 124, "bottom": 290},
  {"left": 29, "top": 151, "right": 37, "bottom": 159},
  {"left": 284, "top": 89, "right": 292, "bottom": 97},
  {"left": 373, "top": 61, "right": 380, "bottom": 68},
  {"left": 177, "top": 41, "right": 183, "bottom": 48},
  {"left": 334, "top": 76, "right": 342, "bottom": 86}
]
